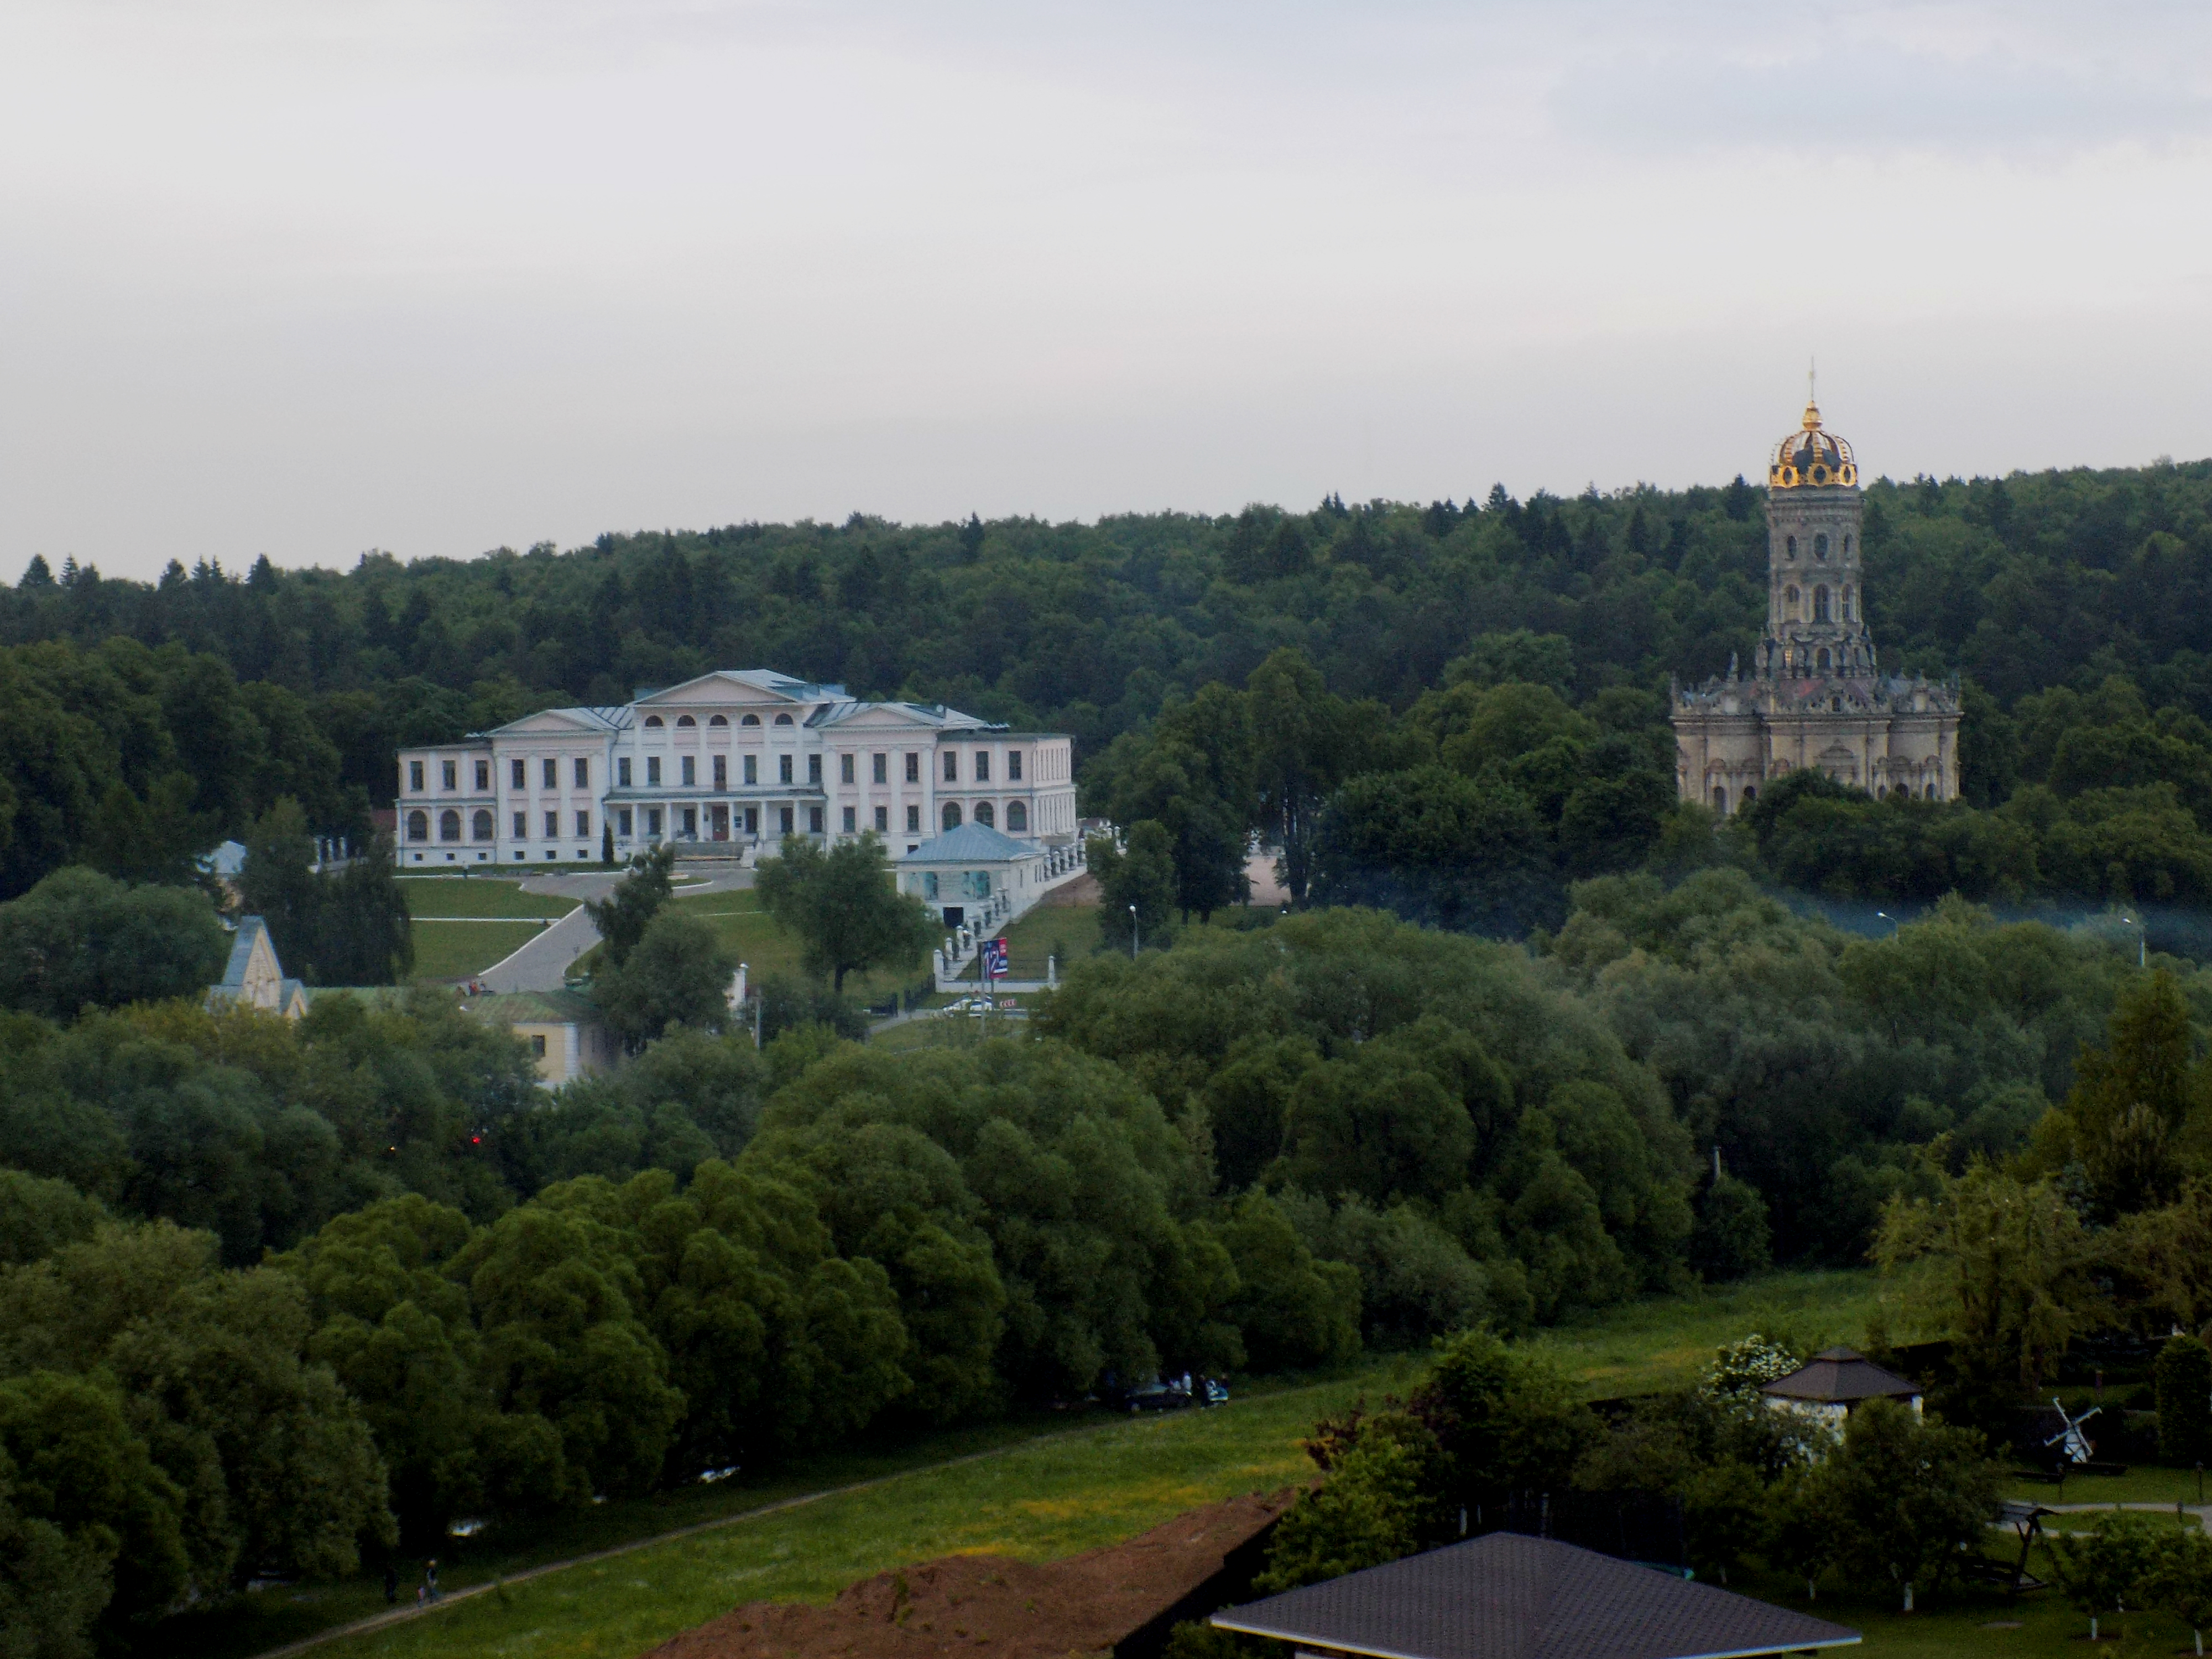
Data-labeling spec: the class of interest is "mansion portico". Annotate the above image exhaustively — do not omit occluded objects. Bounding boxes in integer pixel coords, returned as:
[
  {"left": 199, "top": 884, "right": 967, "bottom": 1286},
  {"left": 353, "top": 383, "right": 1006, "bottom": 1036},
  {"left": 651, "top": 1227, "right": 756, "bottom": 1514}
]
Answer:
[{"left": 394, "top": 670, "right": 1077, "bottom": 866}]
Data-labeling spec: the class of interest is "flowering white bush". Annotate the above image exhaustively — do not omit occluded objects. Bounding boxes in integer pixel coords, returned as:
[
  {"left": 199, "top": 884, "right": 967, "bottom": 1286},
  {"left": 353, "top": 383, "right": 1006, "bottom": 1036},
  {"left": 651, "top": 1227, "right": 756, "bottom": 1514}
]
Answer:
[{"left": 1702, "top": 1334, "right": 1802, "bottom": 1401}]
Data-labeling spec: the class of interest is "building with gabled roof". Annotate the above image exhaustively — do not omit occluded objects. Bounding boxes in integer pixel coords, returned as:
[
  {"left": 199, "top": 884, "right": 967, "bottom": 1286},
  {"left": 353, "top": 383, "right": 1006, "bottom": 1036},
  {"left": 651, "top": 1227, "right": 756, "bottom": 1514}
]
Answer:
[
  {"left": 1759, "top": 1346, "right": 1922, "bottom": 1429},
  {"left": 1212, "top": 1532, "right": 1860, "bottom": 1659},
  {"left": 394, "top": 671, "right": 1076, "bottom": 868},
  {"left": 206, "top": 916, "right": 309, "bottom": 1020}
]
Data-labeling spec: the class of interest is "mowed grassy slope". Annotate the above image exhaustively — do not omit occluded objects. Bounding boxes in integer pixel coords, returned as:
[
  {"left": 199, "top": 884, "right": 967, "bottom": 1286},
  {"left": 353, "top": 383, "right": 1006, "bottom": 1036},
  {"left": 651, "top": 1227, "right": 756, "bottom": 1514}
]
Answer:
[
  {"left": 398, "top": 878, "right": 581, "bottom": 982},
  {"left": 664, "top": 889, "right": 916, "bottom": 1006},
  {"left": 395, "top": 879, "right": 580, "bottom": 920},
  {"left": 226, "top": 1273, "right": 1897, "bottom": 1659}
]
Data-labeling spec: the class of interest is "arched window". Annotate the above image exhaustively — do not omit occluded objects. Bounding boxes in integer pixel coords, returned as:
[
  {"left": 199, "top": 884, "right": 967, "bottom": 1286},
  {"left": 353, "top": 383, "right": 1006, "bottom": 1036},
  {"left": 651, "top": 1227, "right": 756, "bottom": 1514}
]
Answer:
[
  {"left": 1841, "top": 583, "right": 1854, "bottom": 620},
  {"left": 439, "top": 810, "right": 462, "bottom": 842},
  {"left": 1878, "top": 785, "right": 1888, "bottom": 799},
  {"left": 472, "top": 809, "right": 494, "bottom": 841},
  {"left": 1743, "top": 787, "right": 1757, "bottom": 804},
  {"left": 644, "top": 715, "right": 664, "bottom": 729},
  {"left": 975, "top": 802, "right": 995, "bottom": 828},
  {"left": 1006, "top": 801, "right": 1027, "bottom": 832},
  {"left": 741, "top": 713, "right": 760, "bottom": 726},
  {"left": 1813, "top": 585, "right": 1830, "bottom": 622},
  {"left": 1814, "top": 533, "right": 1829, "bottom": 559},
  {"left": 407, "top": 810, "right": 429, "bottom": 842},
  {"left": 1785, "top": 536, "right": 1797, "bottom": 556},
  {"left": 1712, "top": 786, "right": 1728, "bottom": 815},
  {"left": 1925, "top": 783, "right": 1937, "bottom": 800},
  {"left": 1844, "top": 534, "right": 1853, "bottom": 555},
  {"left": 774, "top": 713, "right": 794, "bottom": 726},
  {"left": 1817, "top": 648, "right": 1832, "bottom": 674},
  {"left": 708, "top": 714, "right": 728, "bottom": 727},
  {"left": 942, "top": 802, "right": 962, "bottom": 831},
  {"left": 1785, "top": 585, "right": 1800, "bottom": 612},
  {"left": 677, "top": 714, "right": 696, "bottom": 728}
]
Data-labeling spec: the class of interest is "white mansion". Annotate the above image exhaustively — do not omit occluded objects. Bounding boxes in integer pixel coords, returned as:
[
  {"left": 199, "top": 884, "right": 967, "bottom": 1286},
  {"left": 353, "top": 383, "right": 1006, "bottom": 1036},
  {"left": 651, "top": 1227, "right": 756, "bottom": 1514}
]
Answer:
[{"left": 394, "top": 669, "right": 1078, "bottom": 867}]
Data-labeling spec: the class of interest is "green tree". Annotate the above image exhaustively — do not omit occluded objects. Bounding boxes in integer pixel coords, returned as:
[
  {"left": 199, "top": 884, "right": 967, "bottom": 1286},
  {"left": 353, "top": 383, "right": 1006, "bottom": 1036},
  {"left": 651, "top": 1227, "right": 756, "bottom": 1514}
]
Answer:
[
  {"left": 2155, "top": 1335, "right": 2212, "bottom": 1466},
  {"left": 2065, "top": 968, "right": 2195, "bottom": 1212},
  {"left": 1092, "top": 823, "right": 1177, "bottom": 954},
  {"left": 239, "top": 796, "right": 322, "bottom": 971},
  {"left": 582, "top": 844, "right": 676, "bottom": 969},
  {"left": 1214, "top": 1193, "right": 1361, "bottom": 1372},
  {"left": 2148, "top": 1525, "right": 2212, "bottom": 1657},
  {"left": 1691, "top": 1173, "right": 1772, "bottom": 1282},
  {"left": 83, "top": 771, "right": 214, "bottom": 885},
  {"left": 2047, "top": 1509, "right": 2167, "bottom": 1641},
  {"left": 1254, "top": 1413, "right": 1440, "bottom": 1593},
  {"left": 0, "top": 867, "right": 229, "bottom": 1019},
  {"left": 754, "top": 832, "right": 935, "bottom": 994},
  {"left": 594, "top": 909, "right": 738, "bottom": 1048},
  {"left": 311, "top": 836, "right": 413, "bottom": 984},
  {"left": 1410, "top": 1327, "right": 1597, "bottom": 1505},
  {"left": 1310, "top": 765, "right": 1553, "bottom": 936},
  {"left": 1815, "top": 1398, "right": 2002, "bottom": 1611}
]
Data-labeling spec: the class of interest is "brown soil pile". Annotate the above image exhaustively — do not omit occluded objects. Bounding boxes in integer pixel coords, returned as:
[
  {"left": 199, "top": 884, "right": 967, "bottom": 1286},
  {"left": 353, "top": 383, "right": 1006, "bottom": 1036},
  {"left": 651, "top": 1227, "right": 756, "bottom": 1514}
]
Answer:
[
  {"left": 645, "top": 1489, "right": 1295, "bottom": 1659},
  {"left": 1037, "top": 872, "right": 1101, "bottom": 907}
]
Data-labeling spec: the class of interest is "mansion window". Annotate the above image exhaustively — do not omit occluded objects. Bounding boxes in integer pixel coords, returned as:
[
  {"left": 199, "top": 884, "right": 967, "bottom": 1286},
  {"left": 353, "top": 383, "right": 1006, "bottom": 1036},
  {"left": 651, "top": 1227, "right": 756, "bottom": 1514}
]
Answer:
[
  {"left": 512, "top": 758, "right": 526, "bottom": 789},
  {"left": 1007, "top": 801, "right": 1027, "bottom": 832},
  {"left": 645, "top": 715, "right": 664, "bottom": 729},
  {"left": 544, "top": 811, "right": 558, "bottom": 837},
  {"left": 808, "top": 754, "right": 822, "bottom": 785},
  {"left": 875, "top": 806, "right": 888, "bottom": 831},
  {"left": 646, "top": 807, "right": 663, "bottom": 836},
  {"left": 1008, "top": 752, "right": 1022, "bottom": 781},
  {"left": 440, "top": 811, "right": 461, "bottom": 842},
  {"left": 575, "top": 758, "right": 589, "bottom": 787},
  {"left": 907, "top": 804, "right": 920, "bottom": 833},
  {"left": 841, "top": 753, "right": 855, "bottom": 784},
  {"left": 873, "top": 753, "right": 888, "bottom": 784},
  {"left": 975, "top": 802, "right": 995, "bottom": 828},
  {"left": 646, "top": 757, "right": 661, "bottom": 785},
  {"left": 943, "top": 751, "right": 958, "bottom": 782},
  {"left": 975, "top": 752, "right": 990, "bottom": 781},
  {"left": 618, "top": 807, "right": 633, "bottom": 837},
  {"left": 681, "top": 756, "right": 696, "bottom": 786},
  {"left": 677, "top": 715, "right": 695, "bottom": 729},
  {"left": 779, "top": 807, "right": 794, "bottom": 833},
  {"left": 619, "top": 757, "right": 632, "bottom": 786},
  {"left": 407, "top": 810, "right": 427, "bottom": 840},
  {"left": 576, "top": 811, "right": 590, "bottom": 837},
  {"left": 744, "top": 755, "right": 758, "bottom": 785},
  {"left": 513, "top": 811, "right": 526, "bottom": 838},
  {"left": 476, "top": 760, "right": 489, "bottom": 790},
  {"left": 473, "top": 810, "right": 493, "bottom": 841},
  {"left": 709, "top": 714, "right": 727, "bottom": 728},
  {"left": 779, "top": 754, "right": 793, "bottom": 785},
  {"left": 742, "top": 713, "right": 760, "bottom": 727},
  {"left": 808, "top": 806, "right": 824, "bottom": 833},
  {"left": 682, "top": 807, "right": 697, "bottom": 836},
  {"left": 542, "top": 759, "right": 557, "bottom": 789},
  {"left": 409, "top": 761, "right": 424, "bottom": 791},
  {"left": 443, "top": 761, "right": 457, "bottom": 790},
  {"left": 774, "top": 713, "right": 794, "bottom": 726},
  {"left": 943, "top": 802, "right": 962, "bottom": 830},
  {"left": 713, "top": 755, "right": 727, "bottom": 787},
  {"left": 843, "top": 806, "right": 857, "bottom": 832},
  {"left": 906, "top": 753, "right": 920, "bottom": 782}
]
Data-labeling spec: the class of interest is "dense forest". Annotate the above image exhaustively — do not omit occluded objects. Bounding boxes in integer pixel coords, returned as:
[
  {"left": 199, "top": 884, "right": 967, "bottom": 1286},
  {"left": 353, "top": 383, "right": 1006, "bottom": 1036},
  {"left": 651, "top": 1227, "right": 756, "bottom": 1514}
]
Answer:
[{"left": 7, "top": 455, "right": 2212, "bottom": 910}]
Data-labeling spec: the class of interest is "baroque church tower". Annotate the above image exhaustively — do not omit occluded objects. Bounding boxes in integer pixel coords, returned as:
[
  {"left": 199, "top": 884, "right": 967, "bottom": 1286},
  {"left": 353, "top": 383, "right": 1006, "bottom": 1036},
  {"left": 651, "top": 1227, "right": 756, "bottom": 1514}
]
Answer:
[{"left": 1672, "top": 397, "right": 1960, "bottom": 813}]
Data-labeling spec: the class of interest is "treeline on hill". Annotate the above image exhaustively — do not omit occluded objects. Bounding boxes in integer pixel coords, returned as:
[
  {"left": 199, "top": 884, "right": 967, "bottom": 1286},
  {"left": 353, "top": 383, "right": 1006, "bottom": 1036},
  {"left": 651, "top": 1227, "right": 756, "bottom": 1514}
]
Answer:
[
  {"left": 7, "top": 455, "right": 2212, "bottom": 912},
  {"left": 10, "top": 854, "right": 2212, "bottom": 1645}
]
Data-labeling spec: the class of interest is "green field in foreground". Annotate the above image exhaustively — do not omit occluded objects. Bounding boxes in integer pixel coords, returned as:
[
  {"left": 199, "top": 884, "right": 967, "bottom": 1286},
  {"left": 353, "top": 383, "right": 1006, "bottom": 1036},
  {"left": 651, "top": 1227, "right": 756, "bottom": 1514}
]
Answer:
[
  {"left": 408, "top": 920, "right": 551, "bottom": 981},
  {"left": 182, "top": 1271, "right": 1897, "bottom": 1659},
  {"left": 666, "top": 889, "right": 915, "bottom": 1007}
]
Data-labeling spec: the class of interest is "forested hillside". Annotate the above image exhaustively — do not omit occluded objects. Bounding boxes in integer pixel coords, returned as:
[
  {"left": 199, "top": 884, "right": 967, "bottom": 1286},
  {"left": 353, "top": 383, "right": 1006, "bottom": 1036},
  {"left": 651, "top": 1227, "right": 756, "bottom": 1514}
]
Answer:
[{"left": 6, "top": 457, "right": 2212, "bottom": 903}]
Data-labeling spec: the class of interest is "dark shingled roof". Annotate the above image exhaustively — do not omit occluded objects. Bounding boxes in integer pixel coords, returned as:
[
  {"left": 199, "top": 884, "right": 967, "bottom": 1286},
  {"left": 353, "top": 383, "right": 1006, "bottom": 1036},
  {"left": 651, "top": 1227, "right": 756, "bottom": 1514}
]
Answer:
[
  {"left": 1759, "top": 1347, "right": 1921, "bottom": 1405},
  {"left": 1211, "top": 1532, "right": 1859, "bottom": 1659}
]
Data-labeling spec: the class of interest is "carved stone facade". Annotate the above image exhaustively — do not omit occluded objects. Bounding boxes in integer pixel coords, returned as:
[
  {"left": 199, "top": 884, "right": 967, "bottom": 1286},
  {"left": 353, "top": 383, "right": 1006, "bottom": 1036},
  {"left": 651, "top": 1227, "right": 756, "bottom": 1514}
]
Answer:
[{"left": 1673, "top": 401, "right": 1960, "bottom": 815}]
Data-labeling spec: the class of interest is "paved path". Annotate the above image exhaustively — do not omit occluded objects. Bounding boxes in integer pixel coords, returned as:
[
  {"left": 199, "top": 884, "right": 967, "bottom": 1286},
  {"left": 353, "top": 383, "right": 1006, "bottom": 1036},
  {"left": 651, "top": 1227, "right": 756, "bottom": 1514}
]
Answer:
[
  {"left": 2041, "top": 1500, "right": 2212, "bottom": 1532},
  {"left": 476, "top": 867, "right": 754, "bottom": 994}
]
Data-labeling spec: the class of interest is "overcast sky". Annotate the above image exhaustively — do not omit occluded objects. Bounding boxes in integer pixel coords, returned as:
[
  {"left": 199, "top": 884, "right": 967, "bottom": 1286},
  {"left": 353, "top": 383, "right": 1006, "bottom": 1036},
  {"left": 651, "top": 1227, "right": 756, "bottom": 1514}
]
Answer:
[{"left": 4, "top": 1, "right": 2211, "bottom": 580}]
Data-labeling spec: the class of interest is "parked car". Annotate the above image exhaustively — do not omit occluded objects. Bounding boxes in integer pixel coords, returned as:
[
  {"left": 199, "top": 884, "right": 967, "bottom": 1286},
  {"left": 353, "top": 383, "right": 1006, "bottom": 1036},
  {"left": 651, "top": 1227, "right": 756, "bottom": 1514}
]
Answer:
[{"left": 1122, "top": 1374, "right": 1230, "bottom": 1414}]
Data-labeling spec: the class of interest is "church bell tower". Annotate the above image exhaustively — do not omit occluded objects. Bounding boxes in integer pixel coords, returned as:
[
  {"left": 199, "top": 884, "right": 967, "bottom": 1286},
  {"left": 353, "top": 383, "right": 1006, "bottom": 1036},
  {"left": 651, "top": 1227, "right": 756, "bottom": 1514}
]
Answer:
[{"left": 1755, "top": 397, "right": 1876, "bottom": 684}]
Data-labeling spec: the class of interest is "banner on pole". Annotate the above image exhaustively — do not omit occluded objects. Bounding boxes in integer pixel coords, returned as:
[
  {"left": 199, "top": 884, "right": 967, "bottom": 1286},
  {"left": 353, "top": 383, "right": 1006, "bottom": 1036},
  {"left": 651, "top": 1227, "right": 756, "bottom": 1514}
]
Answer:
[{"left": 981, "top": 938, "right": 1009, "bottom": 981}]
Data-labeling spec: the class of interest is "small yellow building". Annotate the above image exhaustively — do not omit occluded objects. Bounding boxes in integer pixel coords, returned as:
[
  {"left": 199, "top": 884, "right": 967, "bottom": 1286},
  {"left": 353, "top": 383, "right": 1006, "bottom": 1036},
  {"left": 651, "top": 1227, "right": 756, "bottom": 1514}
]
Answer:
[
  {"left": 461, "top": 989, "right": 618, "bottom": 1084},
  {"left": 206, "top": 916, "right": 310, "bottom": 1020}
]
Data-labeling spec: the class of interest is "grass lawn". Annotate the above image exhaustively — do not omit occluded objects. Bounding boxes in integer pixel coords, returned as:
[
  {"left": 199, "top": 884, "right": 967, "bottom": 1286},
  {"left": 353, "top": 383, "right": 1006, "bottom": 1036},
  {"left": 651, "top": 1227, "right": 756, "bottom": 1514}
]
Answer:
[
  {"left": 985, "top": 901, "right": 1103, "bottom": 978},
  {"left": 408, "top": 921, "right": 555, "bottom": 981},
  {"left": 396, "top": 878, "right": 579, "bottom": 920},
  {"left": 666, "top": 890, "right": 916, "bottom": 1008},
  {"left": 2010, "top": 1463, "right": 2212, "bottom": 1511}
]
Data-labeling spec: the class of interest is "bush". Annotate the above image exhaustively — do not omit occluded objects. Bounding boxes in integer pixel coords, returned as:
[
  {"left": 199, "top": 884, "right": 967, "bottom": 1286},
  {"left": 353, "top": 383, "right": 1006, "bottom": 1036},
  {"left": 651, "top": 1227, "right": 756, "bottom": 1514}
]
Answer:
[{"left": 2155, "top": 1334, "right": 2212, "bottom": 1465}]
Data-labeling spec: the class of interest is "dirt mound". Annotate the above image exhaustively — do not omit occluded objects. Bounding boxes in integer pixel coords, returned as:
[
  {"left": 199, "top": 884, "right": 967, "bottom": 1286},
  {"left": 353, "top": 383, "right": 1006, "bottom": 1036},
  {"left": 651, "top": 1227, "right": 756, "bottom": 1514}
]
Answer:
[
  {"left": 646, "top": 1489, "right": 1295, "bottom": 1659},
  {"left": 1038, "top": 873, "right": 1100, "bottom": 907}
]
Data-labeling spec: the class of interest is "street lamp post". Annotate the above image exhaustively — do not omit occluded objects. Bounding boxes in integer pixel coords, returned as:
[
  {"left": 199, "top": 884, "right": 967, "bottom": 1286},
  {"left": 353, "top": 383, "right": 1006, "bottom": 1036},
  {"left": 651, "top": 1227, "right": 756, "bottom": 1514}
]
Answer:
[
  {"left": 2121, "top": 913, "right": 2147, "bottom": 968},
  {"left": 1130, "top": 904, "right": 1139, "bottom": 960}
]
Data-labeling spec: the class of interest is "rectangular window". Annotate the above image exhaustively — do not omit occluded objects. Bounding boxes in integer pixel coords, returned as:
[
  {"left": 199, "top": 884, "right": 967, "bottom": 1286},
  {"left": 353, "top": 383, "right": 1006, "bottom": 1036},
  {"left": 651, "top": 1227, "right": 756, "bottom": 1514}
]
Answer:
[
  {"left": 618, "top": 807, "right": 633, "bottom": 837},
  {"left": 513, "top": 811, "right": 526, "bottom": 838},
  {"left": 905, "top": 752, "right": 920, "bottom": 782},
  {"left": 1008, "top": 751, "right": 1022, "bottom": 781},
  {"left": 779, "top": 754, "right": 792, "bottom": 785},
  {"left": 409, "top": 761, "right": 424, "bottom": 791},
  {"left": 974, "top": 752, "right": 990, "bottom": 782},
  {"left": 647, "top": 757, "right": 661, "bottom": 786},
  {"left": 682, "top": 806, "right": 697, "bottom": 837},
  {"left": 531, "top": 1034, "right": 546, "bottom": 1058},
  {"left": 618, "top": 757, "right": 632, "bottom": 787},
  {"left": 873, "top": 753, "right": 888, "bottom": 784},
  {"left": 840, "top": 753, "right": 855, "bottom": 784},
  {"left": 476, "top": 760, "right": 490, "bottom": 790},
  {"left": 442, "top": 760, "right": 457, "bottom": 790},
  {"left": 575, "top": 758, "right": 589, "bottom": 788},
  {"left": 943, "top": 750, "right": 957, "bottom": 782},
  {"left": 779, "top": 806, "right": 794, "bottom": 834},
  {"left": 906, "top": 804, "right": 920, "bottom": 833},
  {"left": 808, "top": 806, "right": 824, "bottom": 833},
  {"left": 544, "top": 810, "right": 558, "bottom": 837},
  {"left": 744, "top": 754, "right": 758, "bottom": 785},
  {"left": 542, "top": 758, "right": 557, "bottom": 789},
  {"left": 713, "top": 755, "right": 727, "bottom": 788},
  {"left": 874, "top": 805, "right": 888, "bottom": 832},
  {"left": 744, "top": 806, "right": 758, "bottom": 834},
  {"left": 647, "top": 806, "right": 663, "bottom": 836},
  {"left": 681, "top": 755, "right": 696, "bottom": 786},
  {"left": 842, "top": 806, "right": 857, "bottom": 833},
  {"left": 576, "top": 811, "right": 590, "bottom": 838},
  {"left": 808, "top": 754, "right": 822, "bottom": 785},
  {"left": 512, "top": 758, "right": 525, "bottom": 789}
]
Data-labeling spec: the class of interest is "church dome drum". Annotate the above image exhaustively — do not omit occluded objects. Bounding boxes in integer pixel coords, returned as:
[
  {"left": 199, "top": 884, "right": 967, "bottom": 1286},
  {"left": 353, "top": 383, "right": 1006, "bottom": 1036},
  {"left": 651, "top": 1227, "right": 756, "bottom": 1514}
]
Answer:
[{"left": 1768, "top": 401, "right": 1856, "bottom": 489}]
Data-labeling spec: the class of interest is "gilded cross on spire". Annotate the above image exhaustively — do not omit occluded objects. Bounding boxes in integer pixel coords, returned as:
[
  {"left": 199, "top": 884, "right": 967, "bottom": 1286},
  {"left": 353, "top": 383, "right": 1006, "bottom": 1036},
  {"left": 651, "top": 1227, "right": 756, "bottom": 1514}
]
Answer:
[{"left": 1803, "top": 359, "right": 1822, "bottom": 429}]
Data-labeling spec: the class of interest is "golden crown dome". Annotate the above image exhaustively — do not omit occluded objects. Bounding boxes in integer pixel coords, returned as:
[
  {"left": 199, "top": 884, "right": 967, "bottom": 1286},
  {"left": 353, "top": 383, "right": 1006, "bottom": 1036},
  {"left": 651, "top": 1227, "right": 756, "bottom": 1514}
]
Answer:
[{"left": 1769, "top": 400, "right": 1857, "bottom": 489}]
